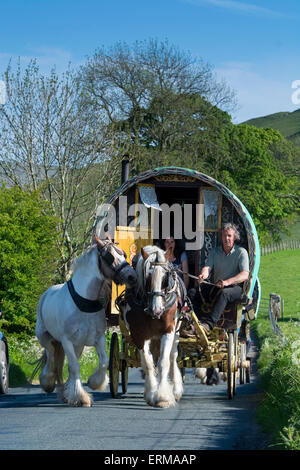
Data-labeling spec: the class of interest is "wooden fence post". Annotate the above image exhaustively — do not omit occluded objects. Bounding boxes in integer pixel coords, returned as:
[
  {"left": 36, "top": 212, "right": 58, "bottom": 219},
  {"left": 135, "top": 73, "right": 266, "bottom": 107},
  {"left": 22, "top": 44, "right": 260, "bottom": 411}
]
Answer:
[{"left": 270, "top": 293, "right": 281, "bottom": 321}]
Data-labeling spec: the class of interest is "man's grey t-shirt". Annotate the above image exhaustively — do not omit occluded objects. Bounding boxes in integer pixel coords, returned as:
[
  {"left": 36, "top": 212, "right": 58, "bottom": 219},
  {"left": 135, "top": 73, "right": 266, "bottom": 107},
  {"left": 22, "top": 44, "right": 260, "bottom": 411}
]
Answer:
[{"left": 206, "top": 245, "right": 249, "bottom": 284}]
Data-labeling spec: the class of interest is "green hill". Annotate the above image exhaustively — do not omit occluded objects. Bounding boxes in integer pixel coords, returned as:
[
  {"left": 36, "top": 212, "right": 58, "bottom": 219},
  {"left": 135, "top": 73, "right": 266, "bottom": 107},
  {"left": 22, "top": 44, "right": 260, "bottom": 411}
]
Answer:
[{"left": 243, "top": 108, "right": 300, "bottom": 143}]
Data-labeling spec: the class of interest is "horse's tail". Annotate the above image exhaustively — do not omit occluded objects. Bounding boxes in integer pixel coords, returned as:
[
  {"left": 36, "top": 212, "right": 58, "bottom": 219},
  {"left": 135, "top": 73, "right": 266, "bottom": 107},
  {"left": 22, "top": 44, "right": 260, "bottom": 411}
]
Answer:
[
  {"left": 28, "top": 350, "right": 47, "bottom": 384},
  {"left": 28, "top": 341, "right": 65, "bottom": 387}
]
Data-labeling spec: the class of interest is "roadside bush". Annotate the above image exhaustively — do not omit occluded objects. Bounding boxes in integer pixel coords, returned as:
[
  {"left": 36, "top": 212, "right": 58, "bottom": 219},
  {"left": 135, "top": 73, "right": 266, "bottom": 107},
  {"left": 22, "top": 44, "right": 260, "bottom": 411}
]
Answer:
[
  {"left": 0, "top": 185, "right": 59, "bottom": 335},
  {"left": 257, "top": 337, "right": 300, "bottom": 449}
]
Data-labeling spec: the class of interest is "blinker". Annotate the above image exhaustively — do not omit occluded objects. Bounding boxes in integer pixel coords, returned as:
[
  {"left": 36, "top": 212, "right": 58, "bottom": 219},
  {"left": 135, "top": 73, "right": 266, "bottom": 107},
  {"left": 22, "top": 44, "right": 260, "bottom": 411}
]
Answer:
[{"left": 102, "top": 251, "right": 115, "bottom": 265}]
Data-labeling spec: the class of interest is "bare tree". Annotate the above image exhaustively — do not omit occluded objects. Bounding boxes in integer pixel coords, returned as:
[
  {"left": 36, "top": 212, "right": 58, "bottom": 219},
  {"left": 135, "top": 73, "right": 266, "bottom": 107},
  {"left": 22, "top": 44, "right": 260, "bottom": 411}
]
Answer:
[
  {"left": 79, "top": 39, "right": 236, "bottom": 171},
  {"left": 81, "top": 39, "right": 236, "bottom": 119},
  {"left": 0, "top": 60, "right": 121, "bottom": 280}
]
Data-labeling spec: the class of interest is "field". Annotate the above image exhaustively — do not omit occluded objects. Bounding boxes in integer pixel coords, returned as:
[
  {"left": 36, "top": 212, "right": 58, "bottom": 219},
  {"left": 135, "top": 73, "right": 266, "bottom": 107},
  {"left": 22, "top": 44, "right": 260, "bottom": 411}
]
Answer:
[
  {"left": 259, "top": 249, "right": 300, "bottom": 325},
  {"left": 254, "top": 249, "right": 300, "bottom": 450}
]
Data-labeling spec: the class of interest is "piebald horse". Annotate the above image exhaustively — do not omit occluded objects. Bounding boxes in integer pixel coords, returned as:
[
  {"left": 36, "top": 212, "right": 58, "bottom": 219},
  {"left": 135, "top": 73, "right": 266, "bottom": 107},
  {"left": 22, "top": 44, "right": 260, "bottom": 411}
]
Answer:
[
  {"left": 122, "top": 245, "right": 185, "bottom": 408},
  {"left": 36, "top": 234, "right": 137, "bottom": 407}
]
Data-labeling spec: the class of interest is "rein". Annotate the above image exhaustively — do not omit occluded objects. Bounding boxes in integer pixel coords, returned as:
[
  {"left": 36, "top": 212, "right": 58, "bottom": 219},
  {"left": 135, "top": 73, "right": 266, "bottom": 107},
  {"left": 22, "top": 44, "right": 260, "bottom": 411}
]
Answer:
[{"left": 173, "top": 267, "right": 219, "bottom": 287}]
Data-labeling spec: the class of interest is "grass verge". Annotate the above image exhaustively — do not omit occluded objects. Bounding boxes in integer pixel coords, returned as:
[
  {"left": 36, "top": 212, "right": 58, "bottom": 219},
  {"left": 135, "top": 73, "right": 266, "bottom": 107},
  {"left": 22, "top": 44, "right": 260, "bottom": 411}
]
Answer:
[{"left": 253, "top": 249, "right": 300, "bottom": 450}]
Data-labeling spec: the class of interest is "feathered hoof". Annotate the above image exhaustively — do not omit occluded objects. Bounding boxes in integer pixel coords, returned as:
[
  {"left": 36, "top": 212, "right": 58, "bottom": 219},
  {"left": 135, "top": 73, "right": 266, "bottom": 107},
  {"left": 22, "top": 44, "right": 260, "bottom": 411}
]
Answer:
[
  {"left": 173, "top": 387, "right": 183, "bottom": 402},
  {"left": 82, "top": 402, "right": 92, "bottom": 408},
  {"left": 67, "top": 397, "right": 93, "bottom": 407},
  {"left": 40, "top": 374, "right": 56, "bottom": 393},
  {"left": 174, "top": 394, "right": 183, "bottom": 402},
  {"left": 155, "top": 400, "right": 171, "bottom": 408},
  {"left": 88, "top": 373, "right": 108, "bottom": 392},
  {"left": 145, "top": 391, "right": 157, "bottom": 407}
]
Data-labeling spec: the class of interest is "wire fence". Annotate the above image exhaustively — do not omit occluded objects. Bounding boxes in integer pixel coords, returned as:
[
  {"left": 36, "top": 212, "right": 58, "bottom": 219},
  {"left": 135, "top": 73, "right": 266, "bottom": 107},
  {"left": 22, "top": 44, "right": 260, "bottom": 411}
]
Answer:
[{"left": 261, "top": 239, "right": 300, "bottom": 255}]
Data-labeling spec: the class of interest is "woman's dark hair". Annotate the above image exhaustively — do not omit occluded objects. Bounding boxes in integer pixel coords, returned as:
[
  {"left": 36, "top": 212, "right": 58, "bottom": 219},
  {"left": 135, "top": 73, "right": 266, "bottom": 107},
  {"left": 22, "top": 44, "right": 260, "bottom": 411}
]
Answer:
[{"left": 161, "top": 237, "right": 185, "bottom": 260}]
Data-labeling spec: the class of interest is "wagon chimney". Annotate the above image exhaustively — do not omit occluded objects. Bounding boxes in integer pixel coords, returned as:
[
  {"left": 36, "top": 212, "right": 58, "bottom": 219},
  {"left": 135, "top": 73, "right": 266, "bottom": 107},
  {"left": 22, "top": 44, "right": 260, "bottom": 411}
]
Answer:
[{"left": 121, "top": 157, "right": 129, "bottom": 184}]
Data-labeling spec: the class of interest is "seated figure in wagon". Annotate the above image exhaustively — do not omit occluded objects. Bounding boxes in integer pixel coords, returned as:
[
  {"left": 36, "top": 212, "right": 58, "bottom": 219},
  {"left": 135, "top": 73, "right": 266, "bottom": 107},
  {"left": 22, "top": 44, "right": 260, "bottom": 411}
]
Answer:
[{"left": 189, "top": 223, "right": 250, "bottom": 333}]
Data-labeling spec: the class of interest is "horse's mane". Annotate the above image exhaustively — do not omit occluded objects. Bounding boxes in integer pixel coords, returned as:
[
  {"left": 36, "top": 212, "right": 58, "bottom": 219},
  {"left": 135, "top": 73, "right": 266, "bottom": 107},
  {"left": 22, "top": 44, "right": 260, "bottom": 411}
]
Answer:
[
  {"left": 71, "top": 244, "right": 96, "bottom": 275},
  {"left": 135, "top": 245, "right": 166, "bottom": 293},
  {"left": 70, "top": 244, "right": 111, "bottom": 308}
]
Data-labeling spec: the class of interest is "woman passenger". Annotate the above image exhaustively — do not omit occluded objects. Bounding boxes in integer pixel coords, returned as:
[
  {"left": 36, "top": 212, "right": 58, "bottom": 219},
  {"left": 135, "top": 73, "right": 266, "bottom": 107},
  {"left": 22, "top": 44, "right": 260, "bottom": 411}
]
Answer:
[{"left": 163, "top": 237, "right": 189, "bottom": 289}]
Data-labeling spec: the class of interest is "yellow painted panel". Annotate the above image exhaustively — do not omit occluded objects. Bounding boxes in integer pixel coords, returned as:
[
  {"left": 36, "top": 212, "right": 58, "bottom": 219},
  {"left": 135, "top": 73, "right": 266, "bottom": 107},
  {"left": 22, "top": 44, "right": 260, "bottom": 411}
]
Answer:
[{"left": 110, "top": 226, "right": 153, "bottom": 314}]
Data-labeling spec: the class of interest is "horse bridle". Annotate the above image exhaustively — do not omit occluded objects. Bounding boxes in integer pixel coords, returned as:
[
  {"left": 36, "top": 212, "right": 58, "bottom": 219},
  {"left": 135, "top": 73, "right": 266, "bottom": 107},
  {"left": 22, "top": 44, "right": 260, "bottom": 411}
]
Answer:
[
  {"left": 145, "top": 259, "right": 178, "bottom": 317},
  {"left": 97, "top": 240, "right": 131, "bottom": 284}
]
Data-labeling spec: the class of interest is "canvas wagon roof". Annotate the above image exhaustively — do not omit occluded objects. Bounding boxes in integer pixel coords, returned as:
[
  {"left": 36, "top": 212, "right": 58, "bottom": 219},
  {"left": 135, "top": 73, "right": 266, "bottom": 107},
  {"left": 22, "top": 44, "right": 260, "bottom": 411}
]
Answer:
[{"left": 108, "top": 166, "right": 258, "bottom": 240}]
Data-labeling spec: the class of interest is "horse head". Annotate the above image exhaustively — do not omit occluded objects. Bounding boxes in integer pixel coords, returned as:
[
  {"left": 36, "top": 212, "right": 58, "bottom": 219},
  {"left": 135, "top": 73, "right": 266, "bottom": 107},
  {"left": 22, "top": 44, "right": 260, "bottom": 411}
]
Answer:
[
  {"left": 140, "top": 246, "right": 178, "bottom": 319},
  {"left": 94, "top": 233, "right": 137, "bottom": 287}
]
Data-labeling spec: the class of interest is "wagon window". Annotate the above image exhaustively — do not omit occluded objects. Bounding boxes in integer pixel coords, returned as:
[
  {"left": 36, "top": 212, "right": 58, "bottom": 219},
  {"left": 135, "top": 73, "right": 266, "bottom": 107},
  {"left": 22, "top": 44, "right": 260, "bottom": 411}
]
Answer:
[{"left": 201, "top": 188, "right": 221, "bottom": 231}]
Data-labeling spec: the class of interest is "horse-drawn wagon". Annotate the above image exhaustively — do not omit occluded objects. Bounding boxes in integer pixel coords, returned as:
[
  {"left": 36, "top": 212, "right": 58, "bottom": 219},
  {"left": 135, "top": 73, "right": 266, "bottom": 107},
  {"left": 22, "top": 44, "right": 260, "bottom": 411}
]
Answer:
[{"left": 94, "top": 164, "right": 260, "bottom": 405}]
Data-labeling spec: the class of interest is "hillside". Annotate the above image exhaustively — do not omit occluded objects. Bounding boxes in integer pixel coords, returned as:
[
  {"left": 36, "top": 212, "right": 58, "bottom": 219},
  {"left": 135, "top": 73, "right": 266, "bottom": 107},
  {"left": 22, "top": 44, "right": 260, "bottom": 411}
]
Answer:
[{"left": 243, "top": 108, "right": 300, "bottom": 144}]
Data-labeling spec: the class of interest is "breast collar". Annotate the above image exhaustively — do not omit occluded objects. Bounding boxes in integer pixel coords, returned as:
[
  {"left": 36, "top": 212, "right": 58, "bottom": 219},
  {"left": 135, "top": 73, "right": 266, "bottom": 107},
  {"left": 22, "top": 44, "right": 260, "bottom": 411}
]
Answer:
[{"left": 67, "top": 279, "right": 104, "bottom": 313}]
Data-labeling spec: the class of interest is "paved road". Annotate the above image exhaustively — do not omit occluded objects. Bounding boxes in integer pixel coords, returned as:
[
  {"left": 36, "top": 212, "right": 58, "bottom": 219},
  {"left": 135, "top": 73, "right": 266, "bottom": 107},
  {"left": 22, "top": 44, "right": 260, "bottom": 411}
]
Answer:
[{"left": 0, "top": 342, "right": 269, "bottom": 451}]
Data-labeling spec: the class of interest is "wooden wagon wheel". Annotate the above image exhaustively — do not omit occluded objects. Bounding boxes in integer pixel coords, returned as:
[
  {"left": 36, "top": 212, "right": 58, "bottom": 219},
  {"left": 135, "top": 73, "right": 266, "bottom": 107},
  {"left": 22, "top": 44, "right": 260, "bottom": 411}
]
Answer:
[
  {"left": 239, "top": 342, "right": 247, "bottom": 385},
  {"left": 121, "top": 360, "right": 128, "bottom": 394},
  {"left": 120, "top": 336, "right": 129, "bottom": 394},
  {"left": 109, "top": 332, "right": 120, "bottom": 398},
  {"left": 227, "top": 331, "right": 237, "bottom": 399}
]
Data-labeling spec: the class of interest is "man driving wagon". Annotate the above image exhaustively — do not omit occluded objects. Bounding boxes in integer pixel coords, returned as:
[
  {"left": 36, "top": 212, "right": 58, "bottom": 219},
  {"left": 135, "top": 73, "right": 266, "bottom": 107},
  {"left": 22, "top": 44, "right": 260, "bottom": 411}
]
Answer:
[{"left": 189, "top": 223, "right": 250, "bottom": 333}]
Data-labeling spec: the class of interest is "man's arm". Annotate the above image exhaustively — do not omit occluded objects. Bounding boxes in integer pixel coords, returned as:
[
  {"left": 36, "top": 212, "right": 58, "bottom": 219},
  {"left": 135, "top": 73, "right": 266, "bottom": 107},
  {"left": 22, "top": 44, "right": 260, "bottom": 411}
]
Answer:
[
  {"left": 216, "top": 270, "right": 249, "bottom": 288},
  {"left": 198, "top": 266, "right": 212, "bottom": 281}
]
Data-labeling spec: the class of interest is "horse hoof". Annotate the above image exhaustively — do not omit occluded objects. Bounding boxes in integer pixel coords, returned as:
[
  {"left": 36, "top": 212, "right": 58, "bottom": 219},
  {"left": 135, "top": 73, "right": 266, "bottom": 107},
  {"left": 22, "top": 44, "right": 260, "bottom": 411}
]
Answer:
[{"left": 155, "top": 400, "right": 170, "bottom": 408}]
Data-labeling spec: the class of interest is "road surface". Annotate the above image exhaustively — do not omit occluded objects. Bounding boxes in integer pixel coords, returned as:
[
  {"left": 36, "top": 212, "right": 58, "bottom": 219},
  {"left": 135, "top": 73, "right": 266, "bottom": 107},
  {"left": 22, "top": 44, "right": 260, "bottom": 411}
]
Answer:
[{"left": 0, "top": 341, "right": 269, "bottom": 451}]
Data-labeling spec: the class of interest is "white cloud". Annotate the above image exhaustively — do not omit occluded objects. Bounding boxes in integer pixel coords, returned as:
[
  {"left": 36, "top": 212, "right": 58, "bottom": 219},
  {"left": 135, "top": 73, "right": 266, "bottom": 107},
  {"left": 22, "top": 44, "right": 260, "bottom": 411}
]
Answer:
[
  {"left": 182, "top": 0, "right": 289, "bottom": 18},
  {"left": 216, "top": 62, "right": 300, "bottom": 123}
]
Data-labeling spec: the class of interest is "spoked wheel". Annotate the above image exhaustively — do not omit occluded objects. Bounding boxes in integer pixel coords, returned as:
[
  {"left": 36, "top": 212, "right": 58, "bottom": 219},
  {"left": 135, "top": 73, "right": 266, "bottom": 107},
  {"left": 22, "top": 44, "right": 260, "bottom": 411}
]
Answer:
[
  {"left": 109, "top": 332, "right": 120, "bottom": 398},
  {"left": 120, "top": 336, "right": 129, "bottom": 394},
  {"left": 121, "top": 359, "right": 128, "bottom": 394},
  {"left": 227, "top": 331, "right": 237, "bottom": 399},
  {"left": 239, "top": 342, "right": 247, "bottom": 385}
]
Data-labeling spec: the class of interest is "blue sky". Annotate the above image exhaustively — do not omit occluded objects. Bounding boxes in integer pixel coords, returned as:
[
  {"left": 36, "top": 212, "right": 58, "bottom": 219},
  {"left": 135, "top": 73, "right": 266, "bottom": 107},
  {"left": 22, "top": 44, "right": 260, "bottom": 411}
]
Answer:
[{"left": 1, "top": 0, "right": 300, "bottom": 122}]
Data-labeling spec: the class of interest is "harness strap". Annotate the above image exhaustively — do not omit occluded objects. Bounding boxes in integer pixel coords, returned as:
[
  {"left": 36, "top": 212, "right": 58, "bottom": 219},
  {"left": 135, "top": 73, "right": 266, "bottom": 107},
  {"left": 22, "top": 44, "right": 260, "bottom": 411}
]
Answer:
[{"left": 67, "top": 279, "right": 104, "bottom": 313}]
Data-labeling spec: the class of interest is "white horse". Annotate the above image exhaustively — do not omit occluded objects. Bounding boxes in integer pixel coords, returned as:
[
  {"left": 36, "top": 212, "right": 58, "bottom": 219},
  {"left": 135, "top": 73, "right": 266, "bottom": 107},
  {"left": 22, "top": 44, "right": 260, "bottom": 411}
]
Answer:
[
  {"left": 123, "top": 245, "right": 185, "bottom": 408},
  {"left": 36, "top": 234, "right": 137, "bottom": 407}
]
